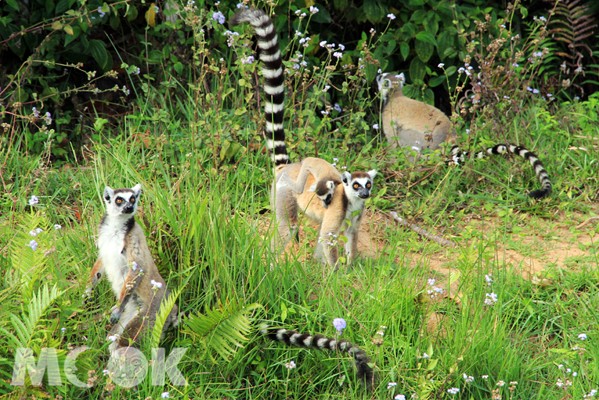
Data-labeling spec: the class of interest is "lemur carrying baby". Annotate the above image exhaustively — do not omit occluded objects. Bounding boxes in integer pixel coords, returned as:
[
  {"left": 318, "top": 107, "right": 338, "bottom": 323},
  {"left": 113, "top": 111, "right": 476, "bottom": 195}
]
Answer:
[
  {"left": 231, "top": 8, "right": 375, "bottom": 387},
  {"left": 231, "top": 8, "right": 376, "bottom": 268},
  {"left": 85, "top": 184, "right": 178, "bottom": 352}
]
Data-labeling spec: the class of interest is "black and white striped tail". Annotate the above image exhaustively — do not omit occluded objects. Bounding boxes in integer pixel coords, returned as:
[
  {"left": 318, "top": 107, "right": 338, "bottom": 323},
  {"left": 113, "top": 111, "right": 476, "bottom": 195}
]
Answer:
[
  {"left": 450, "top": 144, "right": 552, "bottom": 199},
  {"left": 231, "top": 9, "right": 289, "bottom": 166},
  {"left": 262, "top": 327, "right": 374, "bottom": 386}
]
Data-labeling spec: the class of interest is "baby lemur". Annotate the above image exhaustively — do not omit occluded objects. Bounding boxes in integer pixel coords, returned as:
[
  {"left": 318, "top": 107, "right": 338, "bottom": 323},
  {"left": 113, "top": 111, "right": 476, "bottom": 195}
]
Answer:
[{"left": 86, "top": 184, "right": 178, "bottom": 351}]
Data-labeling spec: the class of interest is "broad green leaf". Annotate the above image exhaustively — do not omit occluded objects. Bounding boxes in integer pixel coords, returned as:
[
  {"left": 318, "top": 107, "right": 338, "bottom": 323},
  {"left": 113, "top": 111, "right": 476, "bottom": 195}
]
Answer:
[
  {"left": 88, "top": 39, "right": 110, "bottom": 70},
  {"left": 409, "top": 58, "right": 426, "bottom": 83},
  {"left": 415, "top": 39, "right": 434, "bottom": 62},
  {"left": 6, "top": 0, "right": 19, "bottom": 11},
  {"left": 429, "top": 75, "right": 446, "bottom": 88},
  {"left": 400, "top": 42, "right": 410, "bottom": 61},
  {"left": 415, "top": 31, "right": 436, "bottom": 46}
]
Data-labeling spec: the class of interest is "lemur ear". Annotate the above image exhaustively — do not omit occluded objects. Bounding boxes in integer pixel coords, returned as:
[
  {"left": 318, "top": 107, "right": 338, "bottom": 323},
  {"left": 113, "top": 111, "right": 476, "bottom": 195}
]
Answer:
[
  {"left": 132, "top": 184, "right": 142, "bottom": 197},
  {"left": 367, "top": 170, "right": 377, "bottom": 179},
  {"left": 103, "top": 186, "right": 114, "bottom": 202},
  {"left": 342, "top": 171, "right": 351, "bottom": 185}
]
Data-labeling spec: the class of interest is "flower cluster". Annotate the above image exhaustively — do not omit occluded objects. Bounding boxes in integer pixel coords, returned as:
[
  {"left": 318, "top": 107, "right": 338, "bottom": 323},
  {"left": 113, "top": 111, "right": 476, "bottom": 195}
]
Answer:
[{"left": 426, "top": 278, "right": 444, "bottom": 299}]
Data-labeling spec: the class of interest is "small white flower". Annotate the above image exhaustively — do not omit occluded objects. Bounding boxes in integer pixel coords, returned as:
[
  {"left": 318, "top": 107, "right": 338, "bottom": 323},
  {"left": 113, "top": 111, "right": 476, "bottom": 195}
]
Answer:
[
  {"left": 54, "top": 224, "right": 62, "bottom": 230},
  {"left": 485, "top": 274, "right": 493, "bottom": 285},
  {"left": 309, "top": 6, "right": 319, "bottom": 14},
  {"left": 285, "top": 360, "right": 296, "bottom": 369},
  {"left": 438, "top": 63, "right": 445, "bottom": 68},
  {"left": 333, "top": 51, "right": 342, "bottom": 58},
  {"left": 387, "top": 13, "right": 396, "bottom": 20},
  {"left": 394, "top": 395, "right": 406, "bottom": 400},
  {"left": 427, "top": 278, "right": 436, "bottom": 286},
  {"left": 161, "top": 392, "right": 170, "bottom": 398},
  {"left": 102, "top": 369, "right": 110, "bottom": 376},
  {"left": 131, "top": 261, "right": 139, "bottom": 271},
  {"left": 319, "top": 40, "right": 327, "bottom": 47},
  {"left": 150, "top": 279, "right": 163, "bottom": 289},
  {"left": 28, "top": 195, "right": 40, "bottom": 206},
  {"left": 338, "top": 44, "right": 345, "bottom": 51},
  {"left": 333, "top": 103, "right": 342, "bottom": 113},
  {"left": 372, "top": 124, "right": 379, "bottom": 130},
  {"left": 482, "top": 375, "right": 489, "bottom": 380},
  {"left": 463, "top": 373, "right": 474, "bottom": 383},
  {"left": 29, "top": 227, "right": 43, "bottom": 236},
  {"left": 497, "top": 380, "right": 506, "bottom": 387},
  {"left": 578, "top": 333, "right": 588, "bottom": 341},
  {"left": 28, "top": 240, "right": 38, "bottom": 251},
  {"left": 484, "top": 292, "right": 498, "bottom": 306},
  {"left": 61, "top": 327, "right": 67, "bottom": 333},
  {"left": 387, "top": 382, "right": 397, "bottom": 389},
  {"left": 421, "top": 352, "right": 430, "bottom": 359},
  {"left": 447, "top": 387, "right": 459, "bottom": 395},
  {"left": 107, "top": 334, "right": 118, "bottom": 342}
]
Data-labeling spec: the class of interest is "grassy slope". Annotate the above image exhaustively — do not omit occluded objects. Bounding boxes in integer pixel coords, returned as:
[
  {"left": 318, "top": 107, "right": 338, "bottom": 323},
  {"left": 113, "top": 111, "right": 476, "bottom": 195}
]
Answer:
[{"left": 0, "top": 88, "right": 598, "bottom": 399}]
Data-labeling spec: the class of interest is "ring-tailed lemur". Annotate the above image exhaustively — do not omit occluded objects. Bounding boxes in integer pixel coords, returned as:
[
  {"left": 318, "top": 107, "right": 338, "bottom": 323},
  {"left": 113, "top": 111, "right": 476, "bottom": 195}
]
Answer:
[
  {"left": 377, "top": 72, "right": 552, "bottom": 199},
  {"left": 85, "top": 184, "right": 178, "bottom": 352},
  {"left": 262, "top": 326, "right": 374, "bottom": 387},
  {"left": 377, "top": 72, "right": 454, "bottom": 152},
  {"left": 231, "top": 9, "right": 377, "bottom": 267},
  {"left": 231, "top": 8, "right": 375, "bottom": 386}
]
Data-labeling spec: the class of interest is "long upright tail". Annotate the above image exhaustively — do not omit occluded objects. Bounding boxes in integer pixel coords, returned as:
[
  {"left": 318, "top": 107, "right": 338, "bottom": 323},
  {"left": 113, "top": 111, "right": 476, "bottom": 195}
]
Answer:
[
  {"left": 262, "top": 327, "right": 374, "bottom": 387},
  {"left": 450, "top": 144, "right": 552, "bottom": 199},
  {"left": 231, "top": 8, "right": 289, "bottom": 166}
]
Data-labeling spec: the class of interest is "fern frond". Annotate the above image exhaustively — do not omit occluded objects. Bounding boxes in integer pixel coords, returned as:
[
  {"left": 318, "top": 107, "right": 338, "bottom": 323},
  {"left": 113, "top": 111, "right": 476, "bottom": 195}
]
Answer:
[
  {"left": 182, "top": 302, "right": 262, "bottom": 362},
  {"left": 0, "top": 284, "right": 63, "bottom": 349},
  {"left": 150, "top": 286, "right": 182, "bottom": 348},
  {"left": 549, "top": 0, "right": 597, "bottom": 61},
  {"left": 8, "top": 211, "right": 52, "bottom": 301}
]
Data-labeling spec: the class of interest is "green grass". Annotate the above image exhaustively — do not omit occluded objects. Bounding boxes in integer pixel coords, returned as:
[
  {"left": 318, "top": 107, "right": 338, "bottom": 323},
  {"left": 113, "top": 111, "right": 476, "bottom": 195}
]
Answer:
[{"left": 1, "top": 59, "right": 599, "bottom": 400}]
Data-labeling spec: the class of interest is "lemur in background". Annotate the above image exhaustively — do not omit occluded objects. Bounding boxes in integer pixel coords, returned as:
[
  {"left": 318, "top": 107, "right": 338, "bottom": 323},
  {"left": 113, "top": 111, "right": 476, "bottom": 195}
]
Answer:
[
  {"left": 231, "top": 8, "right": 376, "bottom": 269},
  {"left": 85, "top": 184, "right": 178, "bottom": 352},
  {"left": 377, "top": 72, "right": 552, "bottom": 199},
  {"left": 231, "top": 8, "right": 375, "bottom": 387}
]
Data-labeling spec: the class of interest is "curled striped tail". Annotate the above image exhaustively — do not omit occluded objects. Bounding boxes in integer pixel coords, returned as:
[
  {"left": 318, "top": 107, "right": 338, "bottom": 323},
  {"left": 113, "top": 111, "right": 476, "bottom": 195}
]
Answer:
[
  {"left": 450, "top": 143, "right": 552, "bottom": 199},
  {"left": 262, "top": 327, "right": 374, "bottom": 387},
  {"left": 231, "top": 8, "right": 289, "bottom": 166}
]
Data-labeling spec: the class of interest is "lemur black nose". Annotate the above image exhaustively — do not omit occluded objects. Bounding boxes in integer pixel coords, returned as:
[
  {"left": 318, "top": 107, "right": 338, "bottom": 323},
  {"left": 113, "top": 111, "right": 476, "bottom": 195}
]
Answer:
[
  {"left": 123, "top": 205, "right": 134, "bottom": 214},
  {"left": 358, "top": 189, "right": 370, "bottom": 199}
]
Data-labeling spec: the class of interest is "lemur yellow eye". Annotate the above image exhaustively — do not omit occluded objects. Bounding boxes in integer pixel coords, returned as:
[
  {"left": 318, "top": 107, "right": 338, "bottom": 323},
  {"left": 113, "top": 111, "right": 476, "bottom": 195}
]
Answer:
[
  {"left": 130, "top": 196, "right": 136, "bottom": 204},
  {"left": 115, "top": 198, "right": 123, "bottom": 205},
  {"left": 353, "top": 183, "right": 359, "bottom": 190},
  {"left": 366, "top": 182, "right": 372, "bottom": 189}
]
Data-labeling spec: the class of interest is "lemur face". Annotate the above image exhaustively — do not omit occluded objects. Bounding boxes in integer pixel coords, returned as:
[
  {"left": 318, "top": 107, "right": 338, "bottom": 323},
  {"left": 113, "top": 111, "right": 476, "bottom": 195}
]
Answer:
[
  {"left": 103, "top": 184, "right": 142, "bottom": 217},
  {"left": 342, "top": 170, "right": 377, "bottom": 201},
  {"left": 376, "top": 72, "right": 405, "bottom": 102},
  {"left": 314, "top": 180, "right": 337, "bottom": 207}
]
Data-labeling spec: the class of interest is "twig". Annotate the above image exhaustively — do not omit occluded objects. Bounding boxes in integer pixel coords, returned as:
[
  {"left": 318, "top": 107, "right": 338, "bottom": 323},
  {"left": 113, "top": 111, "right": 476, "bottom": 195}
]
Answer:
[
  {"left": 576, "top": 216, "right": 599, "bottom": 229},
  {"left": 389, "top": 211, "right": 456, "bottom": 248}
]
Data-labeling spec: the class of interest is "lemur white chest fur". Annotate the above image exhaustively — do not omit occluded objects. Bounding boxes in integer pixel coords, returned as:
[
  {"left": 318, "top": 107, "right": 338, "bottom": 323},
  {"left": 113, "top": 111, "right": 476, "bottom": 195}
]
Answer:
[{"left": 97, "top": 215, "right": 133, "bottom": 298}]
